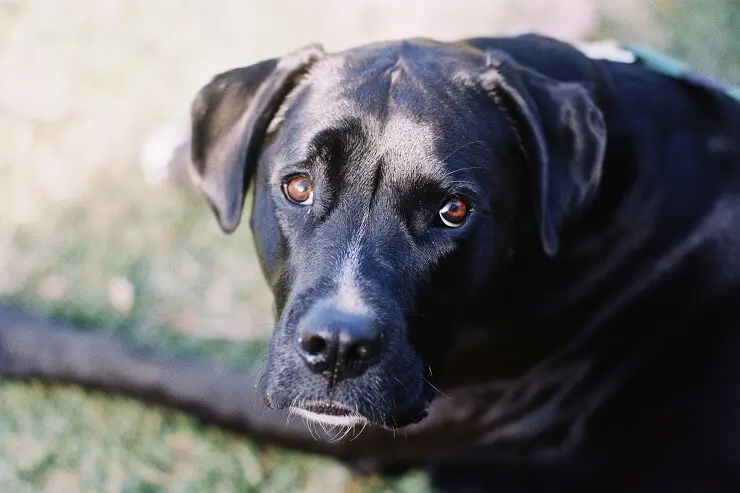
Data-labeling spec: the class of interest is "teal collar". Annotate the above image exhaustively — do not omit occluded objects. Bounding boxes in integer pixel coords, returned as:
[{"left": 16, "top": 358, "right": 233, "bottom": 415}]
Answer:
[{"left": 623, "top": 43, "right": 740, "bottom": 103}]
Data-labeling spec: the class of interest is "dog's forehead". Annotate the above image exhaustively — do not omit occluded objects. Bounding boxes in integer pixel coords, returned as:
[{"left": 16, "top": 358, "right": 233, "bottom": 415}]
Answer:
[
  {"left": 306, "top": 41, "right": 485, "bottom": 116},
  {"left": 276, "top": 42, "right": 492, "bottom": 180}
]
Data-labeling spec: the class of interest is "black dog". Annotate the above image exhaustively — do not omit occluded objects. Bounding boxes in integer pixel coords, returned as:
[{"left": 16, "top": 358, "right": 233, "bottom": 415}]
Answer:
[{"left": 3, "top": 34, "right": 740, "bottom": 491}]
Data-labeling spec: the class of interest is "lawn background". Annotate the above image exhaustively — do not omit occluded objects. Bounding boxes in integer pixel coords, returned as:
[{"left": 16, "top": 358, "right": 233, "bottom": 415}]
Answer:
[{"left": 1, "top": 1, "right": 738, "bottom": 491}]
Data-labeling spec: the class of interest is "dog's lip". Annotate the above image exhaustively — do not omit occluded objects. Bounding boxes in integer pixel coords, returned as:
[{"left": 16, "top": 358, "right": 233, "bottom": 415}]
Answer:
[
  {"left": 295, "top": 402, "right": 355, "bottom": 416},
  {"left": 290, "top": 402, "right": 368, "bottom": 428}
]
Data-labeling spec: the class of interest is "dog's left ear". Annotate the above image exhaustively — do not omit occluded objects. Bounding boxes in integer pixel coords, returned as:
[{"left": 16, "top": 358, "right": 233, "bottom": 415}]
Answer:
[
  {"left": 190, "top": 45, "right": 324, "bottom": 233},
  {"left": 482, "top": 51, "right": 606, "bottom": 256}
]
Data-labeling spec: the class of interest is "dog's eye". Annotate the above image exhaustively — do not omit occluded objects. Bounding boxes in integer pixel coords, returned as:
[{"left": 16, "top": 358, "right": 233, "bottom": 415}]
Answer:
[
  {"left": 282, "top": 174, "right": 314, "bottom": 205},
  {"left": 439, "top": 196, "right": 469, "bottom": 227}
]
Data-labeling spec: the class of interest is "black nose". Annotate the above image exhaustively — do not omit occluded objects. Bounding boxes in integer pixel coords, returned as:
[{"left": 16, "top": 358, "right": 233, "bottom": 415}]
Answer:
[{"left": 296, "top": 304, "right": 382, "bottom": 382}]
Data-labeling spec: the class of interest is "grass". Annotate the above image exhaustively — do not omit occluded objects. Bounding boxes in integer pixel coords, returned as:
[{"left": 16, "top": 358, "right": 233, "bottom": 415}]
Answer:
[
  {"left": 1, "top": 0, "right": 738, "bottom": 491},
  {"left": 0, "top": 381, "right": 429, "bottom": 492},
  {"left": 600, "top": 0, "right": 740, "bottom": 84}
]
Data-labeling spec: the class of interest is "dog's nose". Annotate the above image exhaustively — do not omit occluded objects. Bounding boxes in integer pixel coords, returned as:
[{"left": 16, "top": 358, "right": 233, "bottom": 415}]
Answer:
[{"left": 296, "top": 305, "right": 382, "bottom": 382}]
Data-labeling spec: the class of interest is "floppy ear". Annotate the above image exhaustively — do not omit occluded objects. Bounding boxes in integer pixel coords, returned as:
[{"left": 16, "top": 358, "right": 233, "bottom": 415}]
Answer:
[
  {"left": 482, "top": 51, "right": 606, "bottom": 256},
  {"left": 190, "top": 44, "right": 324, "bottom": 233}
]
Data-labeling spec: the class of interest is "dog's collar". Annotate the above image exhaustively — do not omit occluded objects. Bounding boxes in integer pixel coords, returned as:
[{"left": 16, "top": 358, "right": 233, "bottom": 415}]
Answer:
[
  {"left": 625, "top": 44, "right": 740, "bottom": 103},
  {"left": 579, "top": 41, "right": 740, "bottom": 103}
]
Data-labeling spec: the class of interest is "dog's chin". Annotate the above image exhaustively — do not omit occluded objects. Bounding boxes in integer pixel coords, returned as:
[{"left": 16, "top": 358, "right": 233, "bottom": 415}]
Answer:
[{"left": 260, "top": 359, "right": 433, "bottom": 430}]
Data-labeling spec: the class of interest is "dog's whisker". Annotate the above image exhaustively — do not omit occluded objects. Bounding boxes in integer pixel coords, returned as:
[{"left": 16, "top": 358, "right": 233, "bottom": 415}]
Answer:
[
  {"left": 446, "top": 179, "right": 479, "bottom": 190},
  {"left": 338, "top": 424, "right": 354, "bottom": 442},
  {"left": 439, "top": 142, "right": 486, "bottom": 166},
  {"left": 424, "top": 376, "right": 450, "bottom": 399},
  {"left": 311, "top": 420, "right": 321, "bottom": 441},
  {"left": 285, "top": 404, "right": 297, "bottom": 429},
  {"left": 439, "top": 165, "right": 486, "bottom": 179},
  {"left": 350, "top": 419, "right": 368, "bottom": 441},
  {"left": 302, "top": 416, "right": 318, "bottom": 441}
]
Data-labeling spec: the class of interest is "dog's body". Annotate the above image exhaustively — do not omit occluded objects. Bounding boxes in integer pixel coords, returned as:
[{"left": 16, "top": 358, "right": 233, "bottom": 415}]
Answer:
[{"left": 3, "top": 34, "right": 740, "bottom": 491}]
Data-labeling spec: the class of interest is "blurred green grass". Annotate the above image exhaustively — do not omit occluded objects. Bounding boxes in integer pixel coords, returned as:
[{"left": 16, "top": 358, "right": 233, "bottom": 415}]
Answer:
[
  {"left": 0, "top": 381, "right": 430, "bottom": 492},
  {"left": 0, "top": 0, "right": 738, "bottom": 491}
]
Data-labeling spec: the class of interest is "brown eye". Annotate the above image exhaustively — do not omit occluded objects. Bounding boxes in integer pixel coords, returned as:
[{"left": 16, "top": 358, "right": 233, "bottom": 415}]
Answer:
[
  {"left": 439, "top": 196, "right": 469, "bottom": 227},
  {"left": 282, "top": 174, "right": 314, "bottom": 205}
]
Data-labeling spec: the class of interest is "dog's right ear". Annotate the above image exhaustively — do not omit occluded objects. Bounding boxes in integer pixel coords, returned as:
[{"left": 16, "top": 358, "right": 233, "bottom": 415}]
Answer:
[{"left": 190, "top": 45, "right": 324, "bottom": 233}]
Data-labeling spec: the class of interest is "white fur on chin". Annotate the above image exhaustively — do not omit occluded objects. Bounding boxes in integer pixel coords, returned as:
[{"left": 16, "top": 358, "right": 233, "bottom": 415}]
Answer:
[{"left": 291, "top": 407, "right": 367, "bottom": 427}]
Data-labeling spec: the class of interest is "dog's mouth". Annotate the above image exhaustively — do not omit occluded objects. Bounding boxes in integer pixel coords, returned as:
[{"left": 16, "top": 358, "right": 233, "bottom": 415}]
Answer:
[{"left": 290, "top": 402, "right": 368, "bottom": 427}]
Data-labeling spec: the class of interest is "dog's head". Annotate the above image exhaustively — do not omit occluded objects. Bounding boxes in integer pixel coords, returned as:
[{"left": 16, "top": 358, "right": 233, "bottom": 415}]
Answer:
[{"left": 189, "top": 39, "right": 605, "bottom": 429}]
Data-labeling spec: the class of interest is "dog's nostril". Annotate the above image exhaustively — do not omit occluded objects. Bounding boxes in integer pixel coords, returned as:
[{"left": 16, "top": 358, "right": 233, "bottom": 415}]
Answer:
[
  {"left": 300, "top": 334, "right": 327, "bottom": 356},
  {"left": 349, "top": 340, "right": 377, "bottom": 362}
]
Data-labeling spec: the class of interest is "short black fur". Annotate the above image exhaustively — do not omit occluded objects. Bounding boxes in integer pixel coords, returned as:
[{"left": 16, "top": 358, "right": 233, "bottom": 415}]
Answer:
[{"left": 2, "top": 34, "right": 740, "bottom": 492}]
